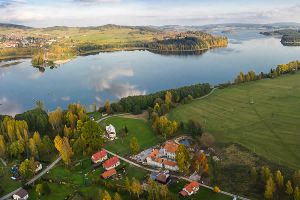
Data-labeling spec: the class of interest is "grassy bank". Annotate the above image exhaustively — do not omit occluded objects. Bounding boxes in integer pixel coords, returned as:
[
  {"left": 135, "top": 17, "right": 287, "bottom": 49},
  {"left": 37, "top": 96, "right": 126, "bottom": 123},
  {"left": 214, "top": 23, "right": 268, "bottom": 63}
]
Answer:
[{"left": 168, "top": 73, "right": 300, "bottom": 169}]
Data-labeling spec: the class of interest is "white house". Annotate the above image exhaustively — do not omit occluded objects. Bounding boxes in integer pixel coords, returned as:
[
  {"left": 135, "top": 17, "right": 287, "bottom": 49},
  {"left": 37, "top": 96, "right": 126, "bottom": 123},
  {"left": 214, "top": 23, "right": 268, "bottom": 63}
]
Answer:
[
  {"left": 103, "top": 156, "right": 120, "bottom": 170},
  {"left": 146, "top": 149, "right": 163, "bottom": 168},
  {"left": 163, "top": 141, "right": 178, "bottom": 160},
  {"left": 13, "top": 188, "right": 29, "bottom": 200},
  {"left": 34, "top": 162, "right": 42, "bottom": 173},
  {"left": 179, "top": 181, "right": 200, "bottom": 196},
  {"left": 106, "top": 124, "right": 116, "bottom": 139}
]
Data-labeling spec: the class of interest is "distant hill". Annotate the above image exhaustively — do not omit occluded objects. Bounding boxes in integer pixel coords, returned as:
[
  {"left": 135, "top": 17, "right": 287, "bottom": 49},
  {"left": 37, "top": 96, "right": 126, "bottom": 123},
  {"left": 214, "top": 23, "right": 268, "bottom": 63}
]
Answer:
[{"left": 0, "top": 23, "right": 31, "bottom": 29}]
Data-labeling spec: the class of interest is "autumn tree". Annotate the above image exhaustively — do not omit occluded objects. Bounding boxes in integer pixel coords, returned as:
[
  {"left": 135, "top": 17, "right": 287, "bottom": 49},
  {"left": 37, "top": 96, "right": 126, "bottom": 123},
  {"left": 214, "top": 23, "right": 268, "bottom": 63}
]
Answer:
[
  {"left": 29, "top": 138, "right": 38, "bottom": 158},
  {"left": 104, "top": 101, "right": 112, "bottom": 115},
  {"left": 48, "top": 107, "right": 63, "bottom": 131},
  {"left": 165, "top": 91, "right": 172, "bottom": 110},
  {"left": 33, "top": 131, "right": 42, "bottom": 149},
  {"left": 294, "top": 170, "right": 300, "bottom": 187},
  {"left": 264, "top": 176, "right": 276, "bottom": 199},
  {"left": 54, "top": 135, "right": 73, "bottom": 166},
  {"left": 176, "top": 144, "right": 190, "bottom": 173},
  {"left": 275, "top": 170, "right": 284, "bottom": 189},
  {"left": 35, "top": 100, "right": 44, "bottom": 110},
  {"left": 286, "top": 180, "right": 294, "bottom": 196},
  {"left": 130, "top": 137, "right": 140, "bottom": 154},
  {"left": 261, "top": 166, "right": 271, "bottom": 182},
  {"left": 295, "top": 187, "right": 300, "bottom": 200},
  {"left": 113, "top": 192, "right": 122, "bottom": 200},
  {"left": 152, "top": 116, "right": 178, "bottom": 139},
  {"left": 131, "top": 178, "right": 142, "bottom": 198},
  {"left": 101, "top": 190, "right": 111, "bottom": 200},
  {"left": 0, "top": 135, "right": 6, "bottom": 158},
  {"left": 9, "top": 140, "right": 24, "bottom": 158},
  {"left": 124, "top": 177, "right": 131, "bottom": 196}
]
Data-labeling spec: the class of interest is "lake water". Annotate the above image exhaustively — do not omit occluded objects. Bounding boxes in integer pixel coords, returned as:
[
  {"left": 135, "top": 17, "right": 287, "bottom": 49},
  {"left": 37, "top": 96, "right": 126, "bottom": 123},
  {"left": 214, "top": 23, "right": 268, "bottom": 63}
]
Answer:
[{"left": 1, "top": 30, "right": 300, "bottom": 115}]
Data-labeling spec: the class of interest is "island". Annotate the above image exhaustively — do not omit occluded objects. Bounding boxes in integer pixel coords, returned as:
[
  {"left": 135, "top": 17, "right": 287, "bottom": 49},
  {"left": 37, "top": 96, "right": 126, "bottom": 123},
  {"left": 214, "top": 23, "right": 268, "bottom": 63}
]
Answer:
[{"left": 260, "top": 29, "right": 300, "bottom": 46}]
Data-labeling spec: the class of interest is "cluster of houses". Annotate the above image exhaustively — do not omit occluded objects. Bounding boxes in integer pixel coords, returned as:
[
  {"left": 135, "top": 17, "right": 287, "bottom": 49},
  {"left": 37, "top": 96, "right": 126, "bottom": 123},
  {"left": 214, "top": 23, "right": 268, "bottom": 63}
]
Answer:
[
  {"left": 0, "top": 34, "right": 56, "bottom": 48},
  {"left": 145, "top": 141, "right": 179, "bottom": 171},
  {"left": 91, "top": 150, "right": 120, "bottom": 179}
]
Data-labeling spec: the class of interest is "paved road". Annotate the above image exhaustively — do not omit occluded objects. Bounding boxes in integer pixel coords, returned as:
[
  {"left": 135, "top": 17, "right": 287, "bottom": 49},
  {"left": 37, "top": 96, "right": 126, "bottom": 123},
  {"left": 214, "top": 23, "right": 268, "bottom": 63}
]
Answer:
[
  {"left": 0, "top": 156, "right": 62, "bottom": 200},
  {"left": 104, "top": 148, "right": 250, "bottom": 200}
]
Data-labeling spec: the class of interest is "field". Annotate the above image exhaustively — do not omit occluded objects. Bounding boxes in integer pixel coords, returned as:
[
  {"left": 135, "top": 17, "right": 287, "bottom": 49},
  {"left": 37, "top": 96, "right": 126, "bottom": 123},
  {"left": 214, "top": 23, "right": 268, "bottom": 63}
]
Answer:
[
  {"left": 168, "top": 73, "right": 300, "bottom": 169},
  {"left": 103, "top": 117, "right": 162, "bottom": 156}
]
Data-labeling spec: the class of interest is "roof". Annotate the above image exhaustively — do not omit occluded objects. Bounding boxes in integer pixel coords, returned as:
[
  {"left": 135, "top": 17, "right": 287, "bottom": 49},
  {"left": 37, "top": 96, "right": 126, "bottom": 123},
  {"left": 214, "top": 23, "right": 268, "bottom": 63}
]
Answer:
[
  {"left": 15, "top": 188, "right": 28, "bottom": 198},
  {"left": 103, "top": 156, "right": 119, "bottom": 169},
  {"left": 92, "top": 150, "right": 107, "bottom": 162},
  {"left": 148, "top": 149, "right": 159, "bottom": 158},
  {"left": 101, "top": 168, "right": 117, "bottom": 179},
  {"left": 156, "top": 173, "right": 169, "bottom": 183},
  {"left": 163, "top": 159, "right": 177, "bottom": 167},
  {"left": 183, "top": 181, "right": 200, "bottom": 193},
  {"left": 163, "top": 141, "right": 178, "bottom": 153},
  {"left": 179, "top": 190, "right": 188, "bottom": 196}
]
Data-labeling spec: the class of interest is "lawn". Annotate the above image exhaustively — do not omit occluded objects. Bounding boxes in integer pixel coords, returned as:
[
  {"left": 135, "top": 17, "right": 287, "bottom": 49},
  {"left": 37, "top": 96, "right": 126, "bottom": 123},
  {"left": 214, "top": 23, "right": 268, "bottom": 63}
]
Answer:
[
  {"left": 168, "top": 73, "right": 300, "bottom": 169},
  {"left": 103, "top": 117, "right": 162, "bottom": 156},
  {"left": 0, "top": 161, "right": 22, "bottom": 195}
]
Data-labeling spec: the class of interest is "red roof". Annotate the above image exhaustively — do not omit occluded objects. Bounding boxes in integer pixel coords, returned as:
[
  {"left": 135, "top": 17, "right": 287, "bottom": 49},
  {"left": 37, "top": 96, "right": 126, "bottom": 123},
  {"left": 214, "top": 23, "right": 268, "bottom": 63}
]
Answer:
[
  {"left": 164, "top": 141, "right": 178, "bottom": 153},
  {"left": 183, "top": 181, "right": 200, "bottom": 193},
  {"left": 103, "top": 156, "right": 120, "bottom": 169},
  {"left": 163, "top": 159, "right": 177, "bottom": 167},
  {"left": 101, "top": 168, "right": 117, "bottom": 179},
  {"left": 91, "top": 150, "right": 107, "bottom": 162}
]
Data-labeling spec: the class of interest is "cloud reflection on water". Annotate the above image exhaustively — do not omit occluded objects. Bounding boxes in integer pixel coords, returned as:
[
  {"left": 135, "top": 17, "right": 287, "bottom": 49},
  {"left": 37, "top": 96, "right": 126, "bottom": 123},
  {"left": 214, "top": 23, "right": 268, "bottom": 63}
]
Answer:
[{"left": 0, "top": 96, "right": 22, "bottom": 116}]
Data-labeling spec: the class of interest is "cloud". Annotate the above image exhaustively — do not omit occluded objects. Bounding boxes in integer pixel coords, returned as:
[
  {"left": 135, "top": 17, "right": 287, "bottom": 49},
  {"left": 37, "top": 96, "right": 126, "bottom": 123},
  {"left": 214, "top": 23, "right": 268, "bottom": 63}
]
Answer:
[
  {"left": 61, "top": 96, "right": 71, "bottom": 101},
  {"left": 27, "top": 71, "right": 43, "bottom": 80},
  {"left": 74, "top": 0, "right": 121, "bottom": 3},
  {"left": 0, "top": 96, "right": 22, "bottom": 116},
  {"left": 0, "top": 0, "right": 26, "bottom": 8}
]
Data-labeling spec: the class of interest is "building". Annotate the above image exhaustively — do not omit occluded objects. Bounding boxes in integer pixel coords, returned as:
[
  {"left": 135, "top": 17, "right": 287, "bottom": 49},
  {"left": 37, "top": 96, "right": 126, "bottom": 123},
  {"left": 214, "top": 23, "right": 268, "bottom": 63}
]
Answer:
[
  {"left": 106, "top": 124, "right": 116, "bottom": 139},
  {"left": 13, "top": 188, "right": 29, "bottom": 200},
  {"left": 163, "top": 159, "right": 179, "bottom": 171},
  {"left": 179, "top": 181, "right": 200, "bottom": 197},
  {"left": 146, "top": 149, "right": 163, "bottom": 168},
  {"left": 101, "top": 168, "right": 117, "bottom": 179},
  {"left": 103, "top": 156, "right": 120, "bottom": 170},
  {"left": 155, "top": 173, "right": 170, "bottom": 184},
  {"left": 91, "top": 150, "right": 108, "bottom": 163},
  {"left": 34, "top": 161, "right": 42, "bottom": 173},
  {"left": 163, "top": 141, "right": 179, "bottom": 160}
]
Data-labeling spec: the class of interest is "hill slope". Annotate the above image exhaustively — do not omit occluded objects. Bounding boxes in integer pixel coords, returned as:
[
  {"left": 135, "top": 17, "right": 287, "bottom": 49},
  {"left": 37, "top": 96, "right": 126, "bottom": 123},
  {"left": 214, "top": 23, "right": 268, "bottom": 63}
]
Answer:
[{"left": 168, "top": 73, "right": 300, "bottom": 169}]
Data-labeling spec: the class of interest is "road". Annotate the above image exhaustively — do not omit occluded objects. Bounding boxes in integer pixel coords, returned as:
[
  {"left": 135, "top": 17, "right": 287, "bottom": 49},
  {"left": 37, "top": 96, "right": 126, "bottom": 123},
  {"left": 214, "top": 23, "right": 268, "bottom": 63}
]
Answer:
[
  {"left": 104, "top": 148, "right": 250, "bottom": 200},
  {"left": 0, "top": 156, "right": 61, "bottom": 200}
]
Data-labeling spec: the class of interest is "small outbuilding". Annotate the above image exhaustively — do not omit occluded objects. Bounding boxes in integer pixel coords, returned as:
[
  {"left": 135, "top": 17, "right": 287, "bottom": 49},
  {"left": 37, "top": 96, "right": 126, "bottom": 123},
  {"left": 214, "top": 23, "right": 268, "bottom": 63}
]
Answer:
[
  {"left": 101, "top": 168, "right": 117, "bottom": 179},
  {"left": 13, "top": 188, "right": 29, "bottom": 200}
]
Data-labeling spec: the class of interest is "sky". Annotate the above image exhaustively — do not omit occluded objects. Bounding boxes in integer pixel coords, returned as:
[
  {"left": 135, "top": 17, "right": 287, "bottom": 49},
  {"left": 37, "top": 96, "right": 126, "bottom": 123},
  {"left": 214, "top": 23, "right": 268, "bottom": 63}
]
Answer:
[{"left": 0, "top": 0, "right": 300, "bottom": 27}]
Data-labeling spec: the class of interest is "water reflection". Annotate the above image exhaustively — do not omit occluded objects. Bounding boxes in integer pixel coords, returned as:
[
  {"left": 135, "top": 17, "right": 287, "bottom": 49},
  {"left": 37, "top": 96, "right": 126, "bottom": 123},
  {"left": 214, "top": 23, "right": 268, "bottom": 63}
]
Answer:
[{"left": 0, "top": 96, "right": 22, "bottom": 116}]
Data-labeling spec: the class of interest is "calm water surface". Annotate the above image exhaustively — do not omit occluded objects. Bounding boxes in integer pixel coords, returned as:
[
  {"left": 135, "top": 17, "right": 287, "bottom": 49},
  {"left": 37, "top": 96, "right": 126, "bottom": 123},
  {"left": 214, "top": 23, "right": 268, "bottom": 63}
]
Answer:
[{"left": 1, "top": 30, "right": 300, "bottom": 115}]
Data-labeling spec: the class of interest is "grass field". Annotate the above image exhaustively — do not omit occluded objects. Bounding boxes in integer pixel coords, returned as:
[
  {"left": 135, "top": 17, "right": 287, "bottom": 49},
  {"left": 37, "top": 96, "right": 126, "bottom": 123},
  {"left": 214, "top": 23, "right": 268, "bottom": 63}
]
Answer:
[
  {"left": 168, "top": 73, "right": 300, "bottom": 169},
  {"left": 103, "top": 117, "right": 162, "bottom": 156}
]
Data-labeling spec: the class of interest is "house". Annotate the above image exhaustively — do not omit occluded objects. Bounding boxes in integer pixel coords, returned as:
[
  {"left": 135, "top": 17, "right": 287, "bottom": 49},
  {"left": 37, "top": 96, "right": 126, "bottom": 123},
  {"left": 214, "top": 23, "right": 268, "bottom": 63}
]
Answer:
[
  {"left": 155, "top": 173, "right": 170, "bottom": 184},
  {"left": 163, "top": 159, "right": 178, "bottom": 171},
  {"left": 13, "top": 188, "right": 29, "bottom": 200},
  {"left": 146, "top": 149, "right": 163, "bottom": 168},
  {"left": 34, "top": 161, "right": 42, "bottom": 173},
  {"left": 101, "top": 168, "right": 117, "bottom": 179},
  {"left": 103, "top": 156, "right": 120, "bottom": 170},
  {"left": 106, "top": 124, "right": 116, "bottom": 139},
  {"left": 91, "top": 150, "right": 108, "bottom": 163},
  {"left": 163, "top": 141, "right": 179, "bottom": 159},
  {"left": 179, "top": 181, "right": 200, "bottom": 196}
]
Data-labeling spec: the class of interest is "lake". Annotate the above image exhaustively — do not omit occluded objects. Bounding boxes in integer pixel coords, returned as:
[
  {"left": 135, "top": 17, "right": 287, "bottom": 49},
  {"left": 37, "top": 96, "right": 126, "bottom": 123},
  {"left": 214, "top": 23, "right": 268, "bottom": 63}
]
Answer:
[{"left": 1, "top": 30, "right": 300, "bottom": 115}]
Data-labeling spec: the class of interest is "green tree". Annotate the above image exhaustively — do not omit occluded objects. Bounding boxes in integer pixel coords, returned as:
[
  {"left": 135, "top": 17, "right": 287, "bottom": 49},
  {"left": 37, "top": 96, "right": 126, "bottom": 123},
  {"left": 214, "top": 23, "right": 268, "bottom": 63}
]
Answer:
[
  {"left": 79, "top": 120, "right": 104, "bottom": 155},
  {"left": 286, "top": 180, "right": 294, "bottom": 196},
  {"left": 19, "top": 158, "right": 35, "bottom": 180},
  {"left": 130, "top": 137, "right": 140, "bottom": 154},
  {"left": 104, "top": 101, "right": 112, "bottom": 114},
  {"left": 124, "top": 177, "right": 131, "bottom": 195},
  {"left": 36, "top": 183, "right": 43, "bottom": 197},
  {"left": 186, "top": 120, "right": 203, "bottom": 138},
  {"left": 175, "top": 144, "right": 190, "bottom": 173}
]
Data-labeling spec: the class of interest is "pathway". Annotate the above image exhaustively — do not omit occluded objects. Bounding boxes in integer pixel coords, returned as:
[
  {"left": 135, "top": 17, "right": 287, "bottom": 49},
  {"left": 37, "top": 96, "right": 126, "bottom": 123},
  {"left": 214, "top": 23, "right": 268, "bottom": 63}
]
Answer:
[
  {"left": 103, "top": 148, "right": 250, "bottom": 200},
  {"left": 0, "top": 156, "right": 62, "bottom": 200},
  {"left": 0, "top": 158, "right": 7, "bottom": 167}
]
